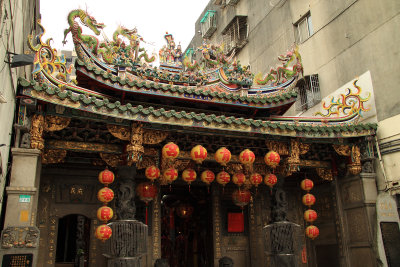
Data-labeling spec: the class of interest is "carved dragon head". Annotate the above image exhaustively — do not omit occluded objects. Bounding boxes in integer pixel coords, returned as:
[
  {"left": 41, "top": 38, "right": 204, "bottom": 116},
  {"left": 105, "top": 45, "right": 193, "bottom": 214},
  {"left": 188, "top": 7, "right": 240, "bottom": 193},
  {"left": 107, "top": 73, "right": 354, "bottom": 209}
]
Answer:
[{"left": 83, "top": 13, "right": 105, "bottom": 35}]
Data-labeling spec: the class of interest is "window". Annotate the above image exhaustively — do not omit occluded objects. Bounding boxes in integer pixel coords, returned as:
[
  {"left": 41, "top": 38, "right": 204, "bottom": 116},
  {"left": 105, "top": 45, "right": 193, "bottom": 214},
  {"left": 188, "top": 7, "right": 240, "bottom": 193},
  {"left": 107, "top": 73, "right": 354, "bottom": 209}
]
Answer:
[
  {"left": 294, "top": 13, "right": 313, "bottom": 43},
  {"left": 222, "top": 16, "right": 248, "bottom": 55},
  {"left": 295, "top": 74, "right": 320, "bottom": 111},
  {"left": 200, "top": 10, "right": 217, "bottom": 38}
]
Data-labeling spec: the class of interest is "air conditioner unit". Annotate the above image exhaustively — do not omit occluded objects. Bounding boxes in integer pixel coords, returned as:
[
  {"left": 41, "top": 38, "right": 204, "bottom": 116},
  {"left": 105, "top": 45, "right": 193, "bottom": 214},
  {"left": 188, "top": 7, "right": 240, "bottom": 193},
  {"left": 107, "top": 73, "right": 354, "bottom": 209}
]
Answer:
[{"left": 227, "top": 0, "right": 240, "bottom": 5}]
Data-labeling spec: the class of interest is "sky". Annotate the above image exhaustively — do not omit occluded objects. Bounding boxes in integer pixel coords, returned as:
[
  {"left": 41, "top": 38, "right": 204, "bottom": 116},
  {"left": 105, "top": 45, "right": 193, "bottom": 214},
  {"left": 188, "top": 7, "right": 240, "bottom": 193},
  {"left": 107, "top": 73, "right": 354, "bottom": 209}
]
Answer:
[{"left": 40, "top": 0, "right": 210, "bottom": 55}]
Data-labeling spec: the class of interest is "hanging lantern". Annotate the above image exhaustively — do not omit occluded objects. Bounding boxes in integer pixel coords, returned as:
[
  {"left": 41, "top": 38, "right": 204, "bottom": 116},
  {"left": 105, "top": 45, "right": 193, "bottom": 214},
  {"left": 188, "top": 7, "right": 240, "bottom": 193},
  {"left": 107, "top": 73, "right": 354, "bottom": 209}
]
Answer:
[
  {"left": 97, "top": 206, "right": 114, "bottom": 223},
  {"left": 214, "top": 147, "right": 231, "bottom": 166},
  {"left": 190, "top": 145, "right": 207, "bottom": 164},
  {"left": 162, "top": 142, "right": 180, "bottom": 159},
  {"left": 216, "top": 171, "right": 231, "bottom": 186},
  {"left": 201, "top": 170, "right": 215, "bottom": 185},
  {"left": 264, "top": 173, "right": 278, "bottom": 188},
  {"left": 145, "top": 166, "right": 160, "bottom": 181},
  {"left": 232, "top": 173, "right": 246, "bottom": 187},
  {"left": 302, "top": 193, "right": 316, "bottom": 207},
  {"left": 136, "top": 182, "right": 157, "bottom": 225},
  {"left": 239, "top": 149, "right": 255, "bottom": 165},
  {"left": 163, "top": 167, "right": 179, "bottom": 184},
  {"left": 232, "top": 189, "right": 251, "bottom": 208},
  {"left": 95, "top": 224, "right": 112, "bottom": 241},
  {"left": 176, "top": 203, "right": 194, "bottom": 219},
  {"left": 182, "top": 169, "right": 197, "bottom": 184},
  {"left": 250, "top": 173, "right": 263, "bottom": 187},
  {"left": 97, "top": 187, "right": 114, "bottom": 204},
  {"left": 264, "top": 151, "right": 280, "bottom": 168},
  {"left": 305, "top": 225, "right": 319, "bottom": 239},
  {"left": 304, "top": 209, "right": 318, "bottom": 223},
  {"left": 98, "top": 168, "right": 115, "bottom": 185},
  {"left": 136, "top": 182, "right": 158, "bottom": 203},
  {"left": 300, "top": 178, "right": 314, "bottom": 191}
]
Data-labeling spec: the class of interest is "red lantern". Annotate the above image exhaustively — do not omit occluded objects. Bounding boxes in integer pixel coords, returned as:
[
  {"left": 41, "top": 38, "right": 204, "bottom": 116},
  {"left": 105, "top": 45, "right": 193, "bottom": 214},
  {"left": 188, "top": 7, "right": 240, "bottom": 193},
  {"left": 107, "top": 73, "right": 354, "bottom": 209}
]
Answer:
[
  {"left": 145, "top": 166, "right": 160, "bottom": 181},
  {"left": 191, "top": 145, "right": 207, "bottom": 164},
  {"left": 302, "top": 193, "right": 316, "bottom": 207},
  {"left": 305, "top": 225, "right": 319, "bottom": 239},
  {"left": 232, "top": 189, "right": 251, "bottom": 208},
  {"left": 216, "top": 171, "right": 230, "bottom": 186},
  {"left": 264, "top": 151, "right": 280, "bottom": 168},
  {"left": 98, "top": 168, "right": 115, "bottom": 185},
  {"left": 182, "top": 169, "right": 197, "bottom": 184},
  {"left": 304, "top": 209, "right": 318, "bottom": 223},
  {"left": 95, "top": 224, "right": 112, "bottom": 241},
  {"left": 215, "top": 147, "right": 231, "bottom": 166},
  {"left": 250, "top": 173, "right": 263, "bottom": 187},
  {"left": 201, "top": 170, "right": 215, "bottom": 185},
  {"left": 264, "top": 173, "right": 278, "bottom": 188},
  {"left": 97, "top": 187, "right": 114, "bottom": 204},
  {"left": 136, "top": 182, "right": 158, "bottom": 203},
  {"left": 163, "top": 167, "right": 178, "bottom": 184},
  {"left": 232, "top": 173, "right": 246, "bottom": 187},
  {"left": 97, "top": 206, "right": 114, "bottom": 223},
  {"left": 239, "top": 149, "right": 255, "bottom": 165},
  {"left": 162, "top": 142, "right": 180, "bottom": 159},
  {"left": 300, "top": 179, "right": 314, "bottom": 191},
  {"left": 176, "top": 203, "right": 194, "bottom": 219}
]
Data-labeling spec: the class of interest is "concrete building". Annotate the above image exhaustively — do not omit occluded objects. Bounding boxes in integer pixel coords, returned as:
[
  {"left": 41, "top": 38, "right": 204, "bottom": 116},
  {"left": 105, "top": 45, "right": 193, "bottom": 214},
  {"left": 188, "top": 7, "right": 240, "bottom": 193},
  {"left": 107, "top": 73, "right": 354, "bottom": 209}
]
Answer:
[
  {"left": 186, "top": 0, "right": 400, "bottom": 266},
  {"left": 0, "top": 0, "right": 40, "bottom": 216}
]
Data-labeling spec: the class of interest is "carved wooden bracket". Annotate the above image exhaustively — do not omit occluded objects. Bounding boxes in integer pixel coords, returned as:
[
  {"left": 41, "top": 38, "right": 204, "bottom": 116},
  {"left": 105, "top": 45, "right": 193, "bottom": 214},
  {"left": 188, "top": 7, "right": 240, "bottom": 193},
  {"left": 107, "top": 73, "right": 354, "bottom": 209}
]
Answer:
[
  {"left": 44, "top": 115, "right": 71, "bottom": 131},
  {"left": 126, "top": 122, "right": 144, "bottom": 166},
  {"left": 30, "top": 114, "right": 45, "bottom": 150},
  {"left": 41, "top": 149, "right": 67, "bottom": 164},
  {"left": 348, "top": 145, "right": 361, "bottom": 175},
  {"left": 316, "top": 168, "right": 333, "bottom": 181},
  {"left": 266, "top": 140, "right": 289, "bottom": 156},
  {"left": 107, "top": 124, "right": 168, "bottom": 144},
  {"left": 333, "top": 144, "right": 351, "bottom": 156}
]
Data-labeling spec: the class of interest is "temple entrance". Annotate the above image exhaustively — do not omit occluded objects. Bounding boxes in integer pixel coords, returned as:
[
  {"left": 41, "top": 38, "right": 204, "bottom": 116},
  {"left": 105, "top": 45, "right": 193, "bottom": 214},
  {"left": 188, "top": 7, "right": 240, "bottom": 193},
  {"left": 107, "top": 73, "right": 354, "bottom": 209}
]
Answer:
[
  {"left": 55, "top": 214, "right": 91, "bottom": 267},
  {"left": 160, "top": 185, "right": 213, "bottom": 267}
]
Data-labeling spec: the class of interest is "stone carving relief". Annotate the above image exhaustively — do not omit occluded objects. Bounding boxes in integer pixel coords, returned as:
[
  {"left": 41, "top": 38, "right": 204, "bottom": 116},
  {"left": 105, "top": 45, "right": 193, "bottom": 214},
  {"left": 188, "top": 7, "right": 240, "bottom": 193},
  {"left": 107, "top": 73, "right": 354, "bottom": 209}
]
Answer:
[{"left": 1, "top": 226, "right": 39, "bottom": 248}]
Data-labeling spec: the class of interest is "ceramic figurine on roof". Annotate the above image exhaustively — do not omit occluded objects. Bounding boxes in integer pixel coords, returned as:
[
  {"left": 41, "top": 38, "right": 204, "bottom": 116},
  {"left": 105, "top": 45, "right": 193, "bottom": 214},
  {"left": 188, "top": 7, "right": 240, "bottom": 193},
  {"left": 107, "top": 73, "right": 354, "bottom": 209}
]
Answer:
[
  {"left": 62, "top": 9, "right": 105, "bottom": 54},
  {"left": 159, "top": 32, "right": 183, "bottom": 72}
]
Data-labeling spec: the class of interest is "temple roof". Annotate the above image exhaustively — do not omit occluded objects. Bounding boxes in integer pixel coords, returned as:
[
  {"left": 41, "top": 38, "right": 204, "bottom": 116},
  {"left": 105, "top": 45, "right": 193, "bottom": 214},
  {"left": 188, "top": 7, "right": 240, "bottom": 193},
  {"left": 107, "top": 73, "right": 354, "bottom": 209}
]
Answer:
[{"left": 19, "top": 12, "right": 377, "bottom": 140}]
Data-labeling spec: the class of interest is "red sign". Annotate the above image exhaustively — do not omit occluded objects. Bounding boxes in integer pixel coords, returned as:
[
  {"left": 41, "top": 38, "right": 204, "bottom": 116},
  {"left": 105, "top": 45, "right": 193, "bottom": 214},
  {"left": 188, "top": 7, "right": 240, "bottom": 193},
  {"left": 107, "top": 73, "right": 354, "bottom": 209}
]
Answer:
[{"left": 228, "top": 212, "right": 244, "bottom": 233}]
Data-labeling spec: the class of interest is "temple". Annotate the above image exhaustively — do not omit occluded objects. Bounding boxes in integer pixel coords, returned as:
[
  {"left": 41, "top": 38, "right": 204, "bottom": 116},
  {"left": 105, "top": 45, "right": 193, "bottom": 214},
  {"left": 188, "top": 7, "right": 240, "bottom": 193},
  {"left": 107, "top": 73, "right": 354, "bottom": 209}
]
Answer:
[{"left": 0, "top": 7, "right": 383, "bottom": 267}]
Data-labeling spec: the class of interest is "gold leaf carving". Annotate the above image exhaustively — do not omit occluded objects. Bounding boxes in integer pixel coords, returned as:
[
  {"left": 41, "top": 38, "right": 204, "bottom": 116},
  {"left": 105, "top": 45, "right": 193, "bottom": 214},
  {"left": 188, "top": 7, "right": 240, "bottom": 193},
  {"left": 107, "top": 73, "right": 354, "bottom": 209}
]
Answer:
[
  {"left": 41, "top": 149, "right": 66, "bottom": 164},
  {"left": 30, "top": 114, "right": 44, "bottom": 150},
  {"left": 225, "top": 163, "right": 243, "bottom": 175},
  {"left": 265, "top": 140, "right": 289, "bottom": 156},
  {"left": 316, "top": 168, "right": 333, "bottom": 181},
  {"left": 299, "top": 143, "right": 310, "bottom": 155},
  {"left": 100, "top": 153, "right": 125, "bottom": 167},
  {"left": 348, "top": 145, "right": 361, "bottom": 175},
  {"left": 44, "top": 115, "right": 71, "bottom": 132},
  {"left": 126, "top": 122, "right": 144, "bottom": 166},
  {"left": 333, "top": 144, "right": 351, "bottom": 156},
  {"left": 143, "top": 129, "right": 168, "bottom": 145},
  {"left": 107, "top": 124, "right": 131, "bottom": 141}
]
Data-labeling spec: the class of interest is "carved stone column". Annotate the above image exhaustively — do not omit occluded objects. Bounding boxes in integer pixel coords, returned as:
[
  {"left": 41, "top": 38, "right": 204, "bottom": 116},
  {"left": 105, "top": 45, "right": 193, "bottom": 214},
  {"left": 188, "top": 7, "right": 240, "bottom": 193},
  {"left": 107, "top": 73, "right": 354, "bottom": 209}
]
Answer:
[
  {"left": 105, "top": 166, "right": 148, "bottom": 267},
  {"left": 264, "top": 176, "right": 301, "bottom": 267},
  {"left": 0, "top": 148, "right": 42, "bottom": 266}
]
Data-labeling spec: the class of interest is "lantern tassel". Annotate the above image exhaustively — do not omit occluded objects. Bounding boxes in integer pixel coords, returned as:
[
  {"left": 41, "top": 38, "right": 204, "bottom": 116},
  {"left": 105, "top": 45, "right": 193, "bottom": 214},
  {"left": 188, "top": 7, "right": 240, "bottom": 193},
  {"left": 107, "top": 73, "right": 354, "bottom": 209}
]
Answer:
[
  {"left": 188, "top": 184, "right": 191, "bottom": 192},
  {"left": 145, "top": 203, "right": 148, "bottom": 225}
]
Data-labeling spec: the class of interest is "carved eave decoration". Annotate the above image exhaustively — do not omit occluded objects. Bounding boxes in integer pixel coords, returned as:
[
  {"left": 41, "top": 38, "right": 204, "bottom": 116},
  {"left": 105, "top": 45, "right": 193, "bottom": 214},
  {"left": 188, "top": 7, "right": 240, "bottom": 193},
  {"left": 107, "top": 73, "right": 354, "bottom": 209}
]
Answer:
[
  {"left": 284, "top": 139, "right": 311, "bottom": 176},
  {"left": 44, "top": 115, "right": 71, "bottom": 131}
]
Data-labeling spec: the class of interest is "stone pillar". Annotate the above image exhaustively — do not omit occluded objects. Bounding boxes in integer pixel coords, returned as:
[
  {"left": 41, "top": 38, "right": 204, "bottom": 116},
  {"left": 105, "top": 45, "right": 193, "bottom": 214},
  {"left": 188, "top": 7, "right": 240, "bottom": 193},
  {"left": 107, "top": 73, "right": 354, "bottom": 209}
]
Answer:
[
  {"left": 0, "top": 148, "right": 41, "bottom": 266},
  {"left": 338, "top": 170, "right": 378, "bottom": 267}
]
